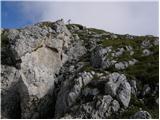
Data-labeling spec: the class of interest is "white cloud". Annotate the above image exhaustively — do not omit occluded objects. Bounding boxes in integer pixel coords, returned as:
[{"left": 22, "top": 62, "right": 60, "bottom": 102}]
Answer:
[{"left": 20, "top": 1, "right": 158, "bottom": 36}]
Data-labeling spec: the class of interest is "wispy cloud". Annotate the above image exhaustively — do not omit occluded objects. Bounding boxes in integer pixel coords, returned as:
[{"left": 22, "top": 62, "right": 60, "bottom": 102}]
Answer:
[{"left": 19, "top": 1, "right": 159, "bottom": 36}]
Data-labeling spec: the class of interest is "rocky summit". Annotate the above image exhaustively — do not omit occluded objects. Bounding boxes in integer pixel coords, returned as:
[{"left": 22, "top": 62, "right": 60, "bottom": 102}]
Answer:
[{"left": 1, "top": 19, "right": 159, "bottom": 119}]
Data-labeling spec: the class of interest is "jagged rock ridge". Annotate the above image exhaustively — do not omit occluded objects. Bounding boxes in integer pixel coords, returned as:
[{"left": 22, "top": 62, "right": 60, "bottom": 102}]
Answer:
[{"left": 1, "top": 20, "right": 159, "bottom": 119}]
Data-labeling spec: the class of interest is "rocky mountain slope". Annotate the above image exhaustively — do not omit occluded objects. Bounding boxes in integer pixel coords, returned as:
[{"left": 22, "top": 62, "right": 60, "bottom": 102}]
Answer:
[{"left": 1, "top": 20, "right": 159, "bottom": 119}]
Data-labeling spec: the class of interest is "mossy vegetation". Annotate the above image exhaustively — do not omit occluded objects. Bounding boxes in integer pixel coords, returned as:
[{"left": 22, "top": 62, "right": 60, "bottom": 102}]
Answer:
[
  {"left": 98, "top": 34, "right": 159, "bottom": 86},
  {"left": 76, "top": 31, "right": 89, "bottom": 41},
  {"left": 66, "top": 24, "right": 85, "bottom": 32},
  {"left": 124, "top": 48, "right": 158, "bottom": 85},
  {"left": 121, "top": 96, "right": 159, "bottom": 119},
  {"left": 149, "top": 45, "right": 159, "bottom": 54},
  {"left": 135, "top": 35, "right": 158, "bottom": 44},
  {"left": 118, "top": 94, "right": 159, "bottom": 119},
  {"left": 71, "top": 24, "right": 84, "bottom": 30},
  {"left": 118, "top": 106, "right": 159, "bottom": 119},
  {"left": 101, "top": 38, "right": 137, "bottom": 49},
  {"left": 38, "top": 21, "right": 61, "bottom": 30},
  {"left": 80, "top": 64, "right": 103, "bottom": 73},
  {"left": 88, "top": 28, "right": 108, "bottom": 34},
  {"left": 38, "top": 21, "right": 53, "bottom": 28},
  {"left": 1, "top": 31, "right": 9, "bottom": 47},
  {"left": 81, "top": 64, "right": 95, "bottom": 72},
  {"left": 119, "top": 106, "right": 140, "bottom": 119}
]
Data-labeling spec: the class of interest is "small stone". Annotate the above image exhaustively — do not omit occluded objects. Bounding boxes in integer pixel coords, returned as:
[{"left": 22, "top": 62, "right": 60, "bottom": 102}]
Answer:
[
  {"left": 156, "top": 98, "right": 159, "bottom": 105},
  {"left": 142, "top": 49, "right": 151, "bottom": 56},
  {"left": 142, "top": 84, "right": 151, "bottom": 96},
  {"left": 131, "top": 111, "right": 152, "bottom": 119},
  {"left": 91, "top": 71, "right": 95, "bottom": 75}
]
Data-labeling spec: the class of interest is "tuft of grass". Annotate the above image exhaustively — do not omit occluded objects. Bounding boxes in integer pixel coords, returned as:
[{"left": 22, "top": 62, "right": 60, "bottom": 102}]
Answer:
[{"left": 81, "top": 65, "right": 95, "bottom": 72}]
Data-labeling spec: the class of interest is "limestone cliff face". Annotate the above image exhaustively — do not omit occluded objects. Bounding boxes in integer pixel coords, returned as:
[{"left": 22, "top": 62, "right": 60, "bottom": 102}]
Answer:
[
  {"left": 1, "top": 20, "right": 71, "bottom": 118},
  {"left": 1, "top": 20, "right": 159, "bottom": 119}
]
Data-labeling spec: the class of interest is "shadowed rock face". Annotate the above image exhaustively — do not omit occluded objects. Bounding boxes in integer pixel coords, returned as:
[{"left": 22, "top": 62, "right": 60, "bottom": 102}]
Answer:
[
  {"left": 1, "top": 20, "right": 159, "bottom": 119},
  {"left": 1, "top": 65, "right": 21, "bottom": 119}
]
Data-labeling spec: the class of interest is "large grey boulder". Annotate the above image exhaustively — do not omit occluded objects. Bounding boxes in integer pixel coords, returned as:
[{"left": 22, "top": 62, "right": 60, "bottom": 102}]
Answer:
[
  {"left": 19, "top": 20, "right": 71, "bottom": 118},
  {"left": 8, "top": 20, "right": 70, "bottom": 60},
  {"left": 1, "top": 20, "right": 71, "bottom": 119},
  {"left": 90, "top": 46, "right": 112, "bottom": 69},
  {"left": 131, "top": 111, "right": 152, "bottom": 119},
  {"left": 105, "top": 72, "right": 131, "bottom": 107},
  {"left": 117, "top": 81, "right": 131, "bottom": 107},
  {"left": 90, "top": 46, "right": 106, "bottom": 68},
  {"left": 67, "top": 40, "right": 87, "bottom": 61},
  {"left": 55, "top": 71, "right": 93, "bottom": 118}
]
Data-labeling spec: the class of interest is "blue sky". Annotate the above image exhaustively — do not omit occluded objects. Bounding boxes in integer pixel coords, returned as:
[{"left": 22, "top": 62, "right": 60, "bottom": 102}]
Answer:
[
  {"left": 1, "top": 1, "right": 159, "bottom": 36},
  {"left": 2, "top": 1, "right": 38, "bottom": 28}
]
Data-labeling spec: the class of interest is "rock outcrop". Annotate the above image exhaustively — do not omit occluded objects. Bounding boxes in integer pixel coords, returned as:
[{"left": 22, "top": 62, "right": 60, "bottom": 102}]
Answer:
[
  {"left": 1, "top": 20, "right": 159, "bottom": 119},
  {"left": 55, "top": 71, "right": 94, "bottom": 118},
  {"left": 1, "top": 20, "right": 71, "bottom": 118}
]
